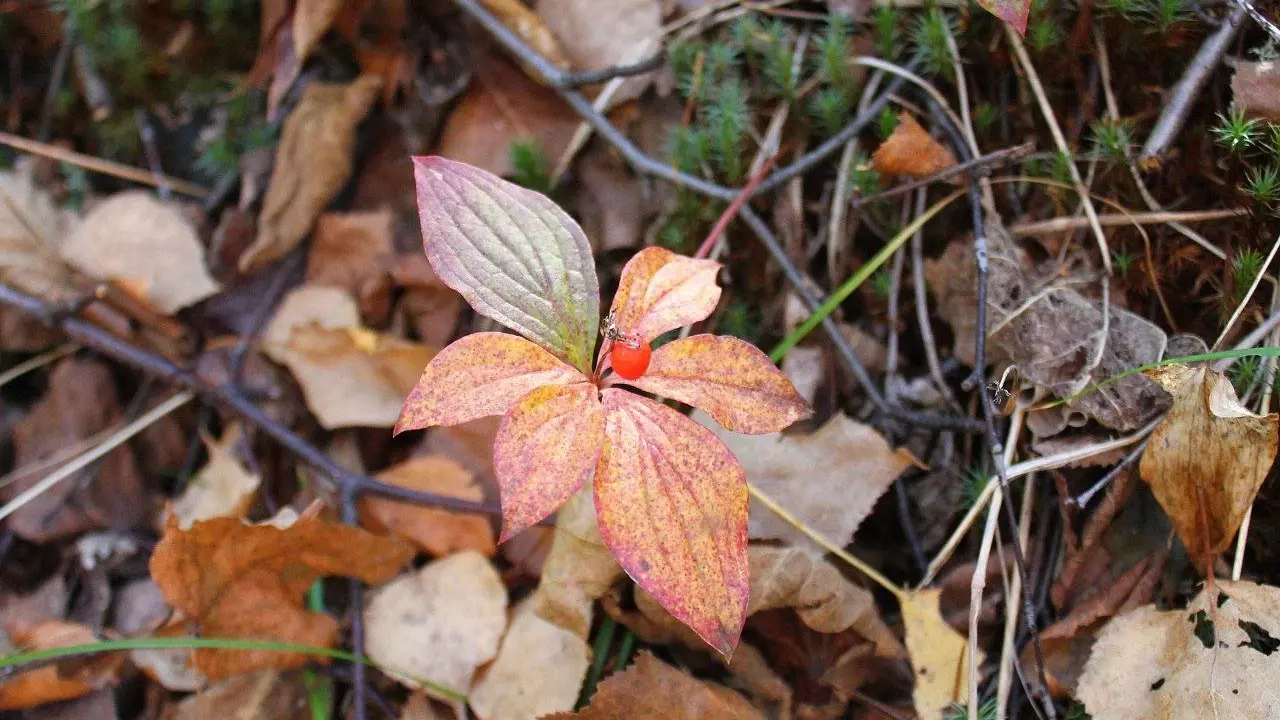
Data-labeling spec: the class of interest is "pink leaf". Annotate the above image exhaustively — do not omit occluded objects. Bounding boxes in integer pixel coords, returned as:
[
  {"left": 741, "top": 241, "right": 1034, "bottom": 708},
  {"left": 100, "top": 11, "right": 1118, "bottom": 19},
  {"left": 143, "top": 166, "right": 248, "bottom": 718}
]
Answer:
[
  {"left": 609, "top": 247, "right": 722, "bottom": 343},
  {"left": 395, "top": 332, "right": 586, "bottom": 434},
  {"left": 980, "top": 0, "right": 1030, "bottom": 34},
  {"left": 595, "top": 389, "right": 749, "bottom": 655},
  {"left": 620, "top": 335, "right": 810, "bottom": 434},
  {"left": 414, "top": 156, "right": 600, "bottom": 372},
  {"left": 494, "top": 382, "right": 605, "bottom": 541}
]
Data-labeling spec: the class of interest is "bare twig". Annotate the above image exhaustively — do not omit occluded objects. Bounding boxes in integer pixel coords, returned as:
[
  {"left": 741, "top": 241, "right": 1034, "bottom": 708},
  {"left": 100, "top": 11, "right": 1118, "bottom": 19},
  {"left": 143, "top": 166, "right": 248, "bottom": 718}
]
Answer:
[
  {"left": 1009, "top": 208, "right": 1246, "bottom": 237},
  {"left": 0, "top": 131, "right": 209, "bottom": 197},
  {"left": 559, "top": 52, "right": 666, "bottom": 87}
]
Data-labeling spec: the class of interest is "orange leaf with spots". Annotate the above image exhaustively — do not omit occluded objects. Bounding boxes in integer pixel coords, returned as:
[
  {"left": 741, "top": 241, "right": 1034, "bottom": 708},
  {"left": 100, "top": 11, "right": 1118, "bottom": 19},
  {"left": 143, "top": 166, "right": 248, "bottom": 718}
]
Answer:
[
  {"left": 620, "top": 335, "right": 809, "bottom": 434},
  {"left": 494, "top": 383, "right": 605, "bottom": 540},
  {"left": 595, "top": 389, "right": 749, "bottom": 655},
  {"left": 609, "top": 247, "right": 722, "bottom": 342},
  {"left": 396, "top": 332, "right": 586, "bottom": 433}
]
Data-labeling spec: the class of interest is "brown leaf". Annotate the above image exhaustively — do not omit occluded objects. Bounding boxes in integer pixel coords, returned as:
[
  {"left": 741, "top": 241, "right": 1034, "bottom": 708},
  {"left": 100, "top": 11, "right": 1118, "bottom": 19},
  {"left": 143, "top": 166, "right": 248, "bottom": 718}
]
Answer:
[
  {"left": 1230, "top": 60, "right": 1280, "bottom": 122},
  {"left": 469, "top": 601, "right": 592, "bottom": 720},
  {"left": 304, "top": 208, "right": 395, "bottom": 307},
  {"left": 1138, "top": 364, "right": 1279, "bottom": 566},
  {"left": 162, "top": 670, "right": 311, "bottom": 720},
  {"left": 148, "top": 501, "right": 414, "bottom": 680},
  {"left": 293, "top": 0, "right": 343, "bottom": 64},
  {"left": 169, "top": 423, "right": 261, "bottom": 529},
  {"left": 534, "top": 0, "right": 662, "bottom": 104},
  {"left": 60, "top": 191, "right": 220, "bottom": 314},
  {"left": 547, "top": 651, "right": 764, "bottom": 720},
  {"left": 0, "top": 621, "right": 123, "bottom": 711},
  {"left": 262, "top": 285, "right": 437, "bottom": 428},
  {"left": 0, "top": 162, "right": 77, "bottom": 300},
  {"left": 871, "top": 114, "right": 957, "bottom": 178},
  {"left": 533, "top": 488, "right": 624, "bottom": 639},
  {"left": 481, "top": 0, "right": 572, "bottom": 72},
  {"left": 574, "top": 147, "right": 647, "bottom": 253},
  {"left": 902, "top": 588, "right": 982, "bottom": 720},
  {"left": 435, "top": 56, "right": 579, "bottom": 177},
  {"left": 241, "top": 75, "right": 382, "bottom": 271},
  {"left": 364, "top": 552, "right": 508, "bottom": 697},
  {"left": 1077, "top": 580, "right": 1280, "bottom": 719},
  {"left": 7, "top": 358, "right": 145, "bottom": 543},
  {"left": 696, "top": 410, "right": 918, "bottom": 553},
  {"left": 362, "top": 456, "right": 496, "bottom": 557},
  {"left": 393, "top": 254, "right": 465, "bottom": 347}
]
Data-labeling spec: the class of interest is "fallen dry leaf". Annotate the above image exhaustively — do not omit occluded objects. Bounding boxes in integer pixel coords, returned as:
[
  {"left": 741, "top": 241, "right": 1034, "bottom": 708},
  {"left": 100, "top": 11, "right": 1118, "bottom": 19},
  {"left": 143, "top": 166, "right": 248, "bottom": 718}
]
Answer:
[
  {"left": 363, "top": 456, "right": 496, "bottom": 557},
  {"left": 902, "top": 588, "right": 982, "bottom": 720},
  {"left": 1139, "top": 363, "right": 1279, "bottom": 566},
  {"left": 241, "top": 75, "right": 382, "bottom": 272},
  {"left": 535, "top": 0, "right": 662, "bottom": 103},
  {"left": 1231, "top": 60, "right": 1280, "bottom": 122},
  {"left": 1077, "top": 580, "right": 1280, "bottom": 719},
  {"left": 574, "top": 147, "right": 647, "bottom": 253},
  {"left": 149, "top": 501, "right": 414, "bottom": 680},
  {"left": 365, "top": 551, "right": 508, "bottom": 697},
  {"left": 436, "top": 55, "right": 580, "bottom": 177},
  {"left": 304, "top": 208, "right": 395, "bottom": 307},
  {"left": 482, "top": 0, "right": 571, "bottom": 72},
  {"left": 695, "top": 410, "right": 918, "bottom": 553},
  {"left": 0, "top": 621, "right": 123, "bottom": 711},
  {"left": 872, "top": 113, "right": 957, "bottom": 178},
  {"left": 468, "top": 601, "right": 592, "bottom": 720},
  {"left": 60, "top": 191, "right": 219, "bottom": 314},
  {"left": 533, "top": 488, "right": 624, "bottom": 639},
  {"left": 7, "top": 358, "right": 145, "bottom": 543},
  {"left": 162, "top": 669, "right": 311, "bottom": 720},
  {"left": 546, "top": 651, "right": 764, "bottom": 720},
  {"left": 0, "top": 162, "right": 77, "bottom": 299},
  {"left": 262, "top": 285, "right": 436, "bottom": 428},
  {"left": 393, "top": 254, "right": 465, "bottom": 347},
  {"left": 169, "top": 423, "right": 261, "bottom": 529},
  {"left": 292, "top": 0, "right": 343, "bottom": 65}
]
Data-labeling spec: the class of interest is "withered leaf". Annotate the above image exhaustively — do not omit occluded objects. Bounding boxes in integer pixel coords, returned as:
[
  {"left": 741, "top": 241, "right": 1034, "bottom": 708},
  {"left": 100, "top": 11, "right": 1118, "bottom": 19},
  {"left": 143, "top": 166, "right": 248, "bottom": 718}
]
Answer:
[
  {"left": 362, "top": 456, "right": 496, "bottom": 557},
  {"left": 533, "top": 488, "right": 624, "bottom": 639},
  {"left": 871, "top": 114, "right": 957, "bottom": 178},
  {"left": 902, "top": 588, "right": 982, "bottom": 720},
  {"left": 1230, "top": 60, "right": 1280, "bottom": 122},
  {"left": 304, "top": 208, "right": 395, "bottom": 305},
  {"left": 0, "top": 621, "right": 123, "bottom": 711},
  {"left": 468, "top": 601, "right": 591, "bottom": 720},
  {"left": 169, "top": 423, "right": 260, "bottom": 529},
  {"left": 534, "top": 0, "right": 662, "bottom": 104},
  {"left": 0, "top": 162, "right": 77, "bottom": 299},
  {"left": 1138, "top": 364, "right": 1279, "bottom": 565},
  {"left": 162, "top": 669, "right": 311, "bottom": 720},
  {"left": 241, "top": 75, "right": 382, "bottom": 272},
  {"left": 149, "top": 501, "right": 414, "bottom": 680}
]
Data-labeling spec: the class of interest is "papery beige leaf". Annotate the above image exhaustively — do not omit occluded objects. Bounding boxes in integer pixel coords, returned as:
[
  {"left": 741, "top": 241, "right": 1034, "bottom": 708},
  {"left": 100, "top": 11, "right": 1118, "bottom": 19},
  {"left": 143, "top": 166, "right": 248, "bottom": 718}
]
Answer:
[
  {"left": 902, "top": 588, "right": 981, "bottom": 720},
  {"left": 305, "top": 209, "right": 395, "bottom": 304},
  {"left": 164, "top": 669, "right": 309, "bottom": 720},
  {"left": 481, "top": 0, "right": 571, "bottom": 72},
  {"left": 1139, "top": 364, "right": 1279, "bottom": 565},
  {"left": 170, "top": 423, "right": 260, "bottom": 529},
  {"left": 364, "top": 551, "right": 508, "bottom": 697},
  {"left": 469, "top": 601, "right": 591, "bottom": 720},
  {"left": 0, "top": 163, "right": 77, "bottom": 299},
  {"left": 363, "top": 456, "right": 496, "bottom": 557},
  {"left": 242, "top": 75, "right": 382, "bottom": 271},
  {"left": 60, "top": 191, "right": 219, "bottom": 314},
  {"left": 695, "top": 410, "right": 918, "bottom": 553},
  {"left": 534, "top": 0, "right": 661, "bottom": 104},
  {"left": 533, "top": 488, "right": 623, "bottom": 639},
  {"left": 263, "top": 285, "right": 437, "bottom": 428},
  {"left": 1077, "top": 580, "right": 1280, "bottom": 720}
]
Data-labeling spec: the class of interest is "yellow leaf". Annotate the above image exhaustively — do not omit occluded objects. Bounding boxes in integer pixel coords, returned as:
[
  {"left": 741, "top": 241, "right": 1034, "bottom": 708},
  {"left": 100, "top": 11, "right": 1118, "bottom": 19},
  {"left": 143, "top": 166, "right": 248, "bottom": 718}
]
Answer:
[{"left": 902, "top": 588, "right": 982, "bottom": 720}]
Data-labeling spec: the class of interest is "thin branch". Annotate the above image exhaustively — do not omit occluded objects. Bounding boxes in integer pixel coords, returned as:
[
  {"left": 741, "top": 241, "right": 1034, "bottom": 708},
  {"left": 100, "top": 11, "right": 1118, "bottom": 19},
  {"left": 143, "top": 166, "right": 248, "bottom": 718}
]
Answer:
[
  {"left": 1009, "top": 208, "right": 1246, "bottom": 237},
  {"left": 0, "top": 131, "right": 208, "bottom": 197},
  {"left": 559, "top": 52, "right": 666, "bottom": 87}
]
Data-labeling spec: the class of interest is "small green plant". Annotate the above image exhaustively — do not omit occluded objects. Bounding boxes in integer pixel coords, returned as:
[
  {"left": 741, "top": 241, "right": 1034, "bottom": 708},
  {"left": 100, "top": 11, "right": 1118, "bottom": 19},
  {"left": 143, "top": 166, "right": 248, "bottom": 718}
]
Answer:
[
  {"left": 911, "top": 8, "right": 954, "bottom": 78},
  {"left": 1144, "top": 0, "right": 1193, "bottom": 34},
  {"left": 1243, "top": 164, "right": 1280, "bottom": 210},
  {"left": 668, "top": 125, "right": 710, "bottom": 176},
  {"left": 873, "top": 4, "right": 905, "bottom": 60},
  {"left": 1099, "top": 0, "right": 1145, "bottom": 20},
  {"left": 716, "top": 299, "right": 762, "bottom": 344},
  {"left": 809, "top": 87, "right": 850, "bottom": 139},
  {"left": 1090, "top": 118, "right": 1133, "bottom": 163},
  {"left": 1213, "top": 108, "right": 1262, "bottom": 154},
  {"left": 1231, "top": 247, "right": 1266, "bottom": 303},
  {"left": 1111, "top": 250, "right": 1137, "bottom": 277},
  {"left": 760, "top": 19, "right": 798, "bottom": 100},
  {"left": 728, "top": 14, "right": 763, "bottom": 56},
  {"left": 961, "top": 467, "right": 992, "bottom": 511},
  {"left": 1027, "top": 16, "right": 1064, "bottom": 51},
  {"left": 1267, "top": 124, "right": 1280, "bottom": 164},
  {"left": 508, "top": 140, "right": 553, "bottom": 193},
  {"left": 815, "top": 14, "right": 855, "bottom": 92},
  {"left": 871, "top": 268, "right": 894, "bottom": 298},
  {"left": 876, "top": 106, "right": 900, "bottom": 140},
  {"left": 669, "top": 40, "right": 703, "bottom": 98},
  {"left": 944, "top": 698, "right": 997, "bottom": 720},
  {"left": 705, "top": 79, "right": 751, "bottom": 183},
  {"left": 702, "top": 42, "right": 741, "bottom": 89},
  {"left": 973, "top": 103, "right": 999, "bottom": 137},
  {"left": 1049, "top": 151, "right": 1075, "bottom": 184},
  {"left": 1230, "top": 355, "right": 1262, "bottom": 395},
  {"left": 849, "top": 155, "right": 882, "bottom": 196},
  {"left": 1065, "top": 703, "right": 1094, "bottom": 720}
]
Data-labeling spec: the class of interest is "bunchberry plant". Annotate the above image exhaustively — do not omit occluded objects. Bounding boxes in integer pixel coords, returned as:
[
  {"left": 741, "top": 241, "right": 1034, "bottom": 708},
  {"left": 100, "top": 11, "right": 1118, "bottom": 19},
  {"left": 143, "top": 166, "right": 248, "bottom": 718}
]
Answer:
[{"left": 397, "top": 158, "right": 809, "bottom": 654}]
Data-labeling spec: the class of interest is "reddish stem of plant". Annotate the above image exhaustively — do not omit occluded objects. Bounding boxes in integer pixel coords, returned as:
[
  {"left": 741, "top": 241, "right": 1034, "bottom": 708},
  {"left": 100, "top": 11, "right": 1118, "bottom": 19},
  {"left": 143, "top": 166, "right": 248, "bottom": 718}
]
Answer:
[{"left": 693, "top": 154, "right": 778, "bottom": 261}]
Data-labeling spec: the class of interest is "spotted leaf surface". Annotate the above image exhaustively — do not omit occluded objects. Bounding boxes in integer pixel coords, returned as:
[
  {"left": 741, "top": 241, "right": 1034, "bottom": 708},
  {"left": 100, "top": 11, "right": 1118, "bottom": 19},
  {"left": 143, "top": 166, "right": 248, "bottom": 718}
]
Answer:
[
  {"left": 494, "top": 383, "right": 605, "bottom": 540},
  {"left": 609, "top": 247, "right": 722, "bottom": 343},
  {"left": 595, "top": 389, "right": 749, "bottom": 655},
  {"left": 396, "top": 332, "right": 585, "bottom": 434},
  {"left": 621, "top": 335, "right": 810, "bottom": 434},
  {"left": 980, "top": 0, "right": 1030, "bottom": 34},
  {"left": 414, "top": 156, "right": 600, "bottom": 372}
]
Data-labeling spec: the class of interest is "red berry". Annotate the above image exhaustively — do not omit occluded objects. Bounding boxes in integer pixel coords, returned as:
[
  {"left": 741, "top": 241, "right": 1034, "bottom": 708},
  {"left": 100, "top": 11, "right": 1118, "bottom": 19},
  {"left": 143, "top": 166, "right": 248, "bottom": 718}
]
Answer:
[{"left": 611, "top": 341, "right": 651, "bottom": 380}]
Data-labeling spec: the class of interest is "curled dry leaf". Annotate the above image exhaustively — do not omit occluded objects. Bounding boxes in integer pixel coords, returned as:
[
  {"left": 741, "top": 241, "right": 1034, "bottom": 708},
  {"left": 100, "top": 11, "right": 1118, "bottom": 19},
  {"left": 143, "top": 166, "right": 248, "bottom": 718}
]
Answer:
[
  {"left": 902, "top": 588, "right": 983, "bottom": 720},
  {"left": 0, "top": 621, "right": 123, "bottom": 711},
  {"left": 596, "top": 389, "right": 749, "bottom": 655},
  {"left": 263, "top": 285, "right": 437, "bottom": 429},
  {"left": 622, "top": 335, "right": 810, "bottom": 434},
  {"left": 148, "top": 501, "right": 414, "bottom": 680},
  {"left": 545, "top": 651, "right": 764, "bottom": 720},
  {"left": 363, "top": 456, "right": 496, "bottom": 557},
  {"left": 169, "top": 423, "right": 260, "bottom": 529},
  {"left": 1077, "top": 580, "right": 1280, "bottom": 719},
  {"left": 871, "top": 114, "right": 957, "bottom": 178},
  {"left": 1138, "top": 364, "right": 1279, "bottom": 566},
  {"left": 468, "top": 601, "right": 592, "bottom": 720},
  {"left": 304, "top": 208, "right": 395, "bottom": 307},
  {"left": 696, "top": 410, "right": 918, "bottom": 553},
  {"left": 60, "top": 192, "right": 219, "bottom": 315},
  {"left": 534, "top": 0, "right": 662, "bottom": 104},
  {"left": 0, "top": 163, "right": 77, "bottom": 299},
  {"left": 364, "top": 552, "right": 508, "bottom": 698},
  {"left": 241, "top": 75, "right": 382, "bottom": 272}
]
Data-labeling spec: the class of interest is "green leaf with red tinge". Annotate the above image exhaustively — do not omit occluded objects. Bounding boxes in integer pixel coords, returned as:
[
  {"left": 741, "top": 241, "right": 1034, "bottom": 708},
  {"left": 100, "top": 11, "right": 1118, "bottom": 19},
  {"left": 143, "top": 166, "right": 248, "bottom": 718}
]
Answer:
[
  {"left": 595, "top": 389, "right": 749, "bottom": 656},
  {"left": 620, "top": 335, "right": 810, "bottom": 434},
  {"left": 609, "top": 247, "right": 722, "bottom": 343},
  {"left": 980, "top": 0, "right": 1030, "bottom": 34},
  {"left": 494, "top": 383, "right": 605, "bottom": 541},
  {"left": 395, "top": 332, "right": 585, "bottom": 434},
  {"left": 413, "top": 156, "right": 600, "bottom": 372}
]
